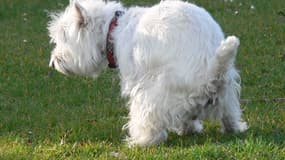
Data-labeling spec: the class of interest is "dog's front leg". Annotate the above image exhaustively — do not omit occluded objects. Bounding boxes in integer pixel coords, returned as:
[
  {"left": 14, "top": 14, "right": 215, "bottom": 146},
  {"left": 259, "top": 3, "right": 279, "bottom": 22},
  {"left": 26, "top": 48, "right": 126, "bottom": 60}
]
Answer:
[{"left": 124, "top": 87, "right": 169, "bottom": 147}]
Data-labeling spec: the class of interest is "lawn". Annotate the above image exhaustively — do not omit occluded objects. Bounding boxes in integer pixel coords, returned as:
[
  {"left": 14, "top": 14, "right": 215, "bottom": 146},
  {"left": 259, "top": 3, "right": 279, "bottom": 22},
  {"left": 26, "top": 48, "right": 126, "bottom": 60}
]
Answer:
[{"left": 0, "top": 0, "right": 284, "bottom": 159}]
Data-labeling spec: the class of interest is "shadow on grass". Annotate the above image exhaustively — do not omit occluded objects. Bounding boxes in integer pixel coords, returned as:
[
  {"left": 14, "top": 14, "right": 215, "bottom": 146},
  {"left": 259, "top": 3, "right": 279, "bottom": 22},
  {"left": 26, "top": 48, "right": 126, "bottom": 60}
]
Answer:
[
  {"left": 1, "top": 104, "right": 284, "bottom": 149},
  {"left": 164, "top": 125, "right": 285, "bottom": 148}
]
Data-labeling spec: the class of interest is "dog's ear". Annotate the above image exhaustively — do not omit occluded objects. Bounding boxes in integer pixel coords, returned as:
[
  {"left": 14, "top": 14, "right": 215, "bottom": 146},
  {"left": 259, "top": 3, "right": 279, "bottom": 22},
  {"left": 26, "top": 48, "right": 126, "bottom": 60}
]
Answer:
[{"left": 74, "top": 2, "right": 88, "bottom": 27}]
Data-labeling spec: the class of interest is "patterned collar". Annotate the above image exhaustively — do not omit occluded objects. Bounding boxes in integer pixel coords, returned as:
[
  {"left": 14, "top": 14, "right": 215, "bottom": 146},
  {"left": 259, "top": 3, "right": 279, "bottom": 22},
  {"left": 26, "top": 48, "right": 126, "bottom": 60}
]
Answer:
[{"left": 106, "top": 11, "right": 124, "bottom": 68}]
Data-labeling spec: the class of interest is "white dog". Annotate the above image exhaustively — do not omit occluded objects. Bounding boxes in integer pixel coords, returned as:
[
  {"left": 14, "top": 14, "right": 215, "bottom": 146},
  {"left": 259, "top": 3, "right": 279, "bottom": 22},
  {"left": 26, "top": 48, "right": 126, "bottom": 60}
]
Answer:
[{"left": 48, "top": 0, "right": 248, "bottom": 146}]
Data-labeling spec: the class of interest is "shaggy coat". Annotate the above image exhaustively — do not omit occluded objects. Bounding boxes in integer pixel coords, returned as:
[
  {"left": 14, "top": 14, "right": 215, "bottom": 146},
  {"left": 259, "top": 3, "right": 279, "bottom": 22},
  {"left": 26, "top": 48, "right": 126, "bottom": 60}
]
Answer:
[{"left": 48, "top": 0, "right": 248, "bottom": 146}]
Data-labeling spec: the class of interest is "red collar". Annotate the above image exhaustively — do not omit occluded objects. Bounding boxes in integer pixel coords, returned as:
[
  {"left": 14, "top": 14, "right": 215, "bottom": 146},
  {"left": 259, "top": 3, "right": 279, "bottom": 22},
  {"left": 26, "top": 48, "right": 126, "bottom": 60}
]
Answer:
[{"left": 106, "top": 11, "right": 124, "bottom": 68}]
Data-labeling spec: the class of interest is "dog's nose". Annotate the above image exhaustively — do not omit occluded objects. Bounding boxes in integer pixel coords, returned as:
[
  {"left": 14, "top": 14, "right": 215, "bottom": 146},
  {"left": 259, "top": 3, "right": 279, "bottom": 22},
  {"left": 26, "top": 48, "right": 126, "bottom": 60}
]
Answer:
[{"left": 49, "top": 60, "right": 55, "bottom": 68}]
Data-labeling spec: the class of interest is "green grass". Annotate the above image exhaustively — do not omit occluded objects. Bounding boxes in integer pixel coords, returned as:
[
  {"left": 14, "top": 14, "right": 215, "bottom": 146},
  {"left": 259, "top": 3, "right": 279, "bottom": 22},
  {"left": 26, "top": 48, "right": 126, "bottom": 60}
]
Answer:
[{"left": 0, "top": 0, "right": 285, "bottom": 159}]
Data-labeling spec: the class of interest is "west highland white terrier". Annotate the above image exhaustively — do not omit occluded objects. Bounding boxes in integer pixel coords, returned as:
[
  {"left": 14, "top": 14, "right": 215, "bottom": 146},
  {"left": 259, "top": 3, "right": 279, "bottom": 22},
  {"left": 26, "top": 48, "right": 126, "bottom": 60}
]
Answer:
[{"left": 48, "top": 0, "right": 248, "bottom": 146}]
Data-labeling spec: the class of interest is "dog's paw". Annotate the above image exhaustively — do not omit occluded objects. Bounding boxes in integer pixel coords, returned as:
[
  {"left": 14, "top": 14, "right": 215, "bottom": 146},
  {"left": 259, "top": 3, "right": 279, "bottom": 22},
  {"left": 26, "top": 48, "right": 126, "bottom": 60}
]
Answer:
[
  {"left": 235, "top": 121, "right": 249, "bottom": 133},
  {"left": 220, "top": 121, "right": 249, "bottom": 134},
  {"left": 127, "top": 129, "right": 168, "bottom": 147},
  {"left": 179, "top": 120, "right": 203, "bottom": 135}
]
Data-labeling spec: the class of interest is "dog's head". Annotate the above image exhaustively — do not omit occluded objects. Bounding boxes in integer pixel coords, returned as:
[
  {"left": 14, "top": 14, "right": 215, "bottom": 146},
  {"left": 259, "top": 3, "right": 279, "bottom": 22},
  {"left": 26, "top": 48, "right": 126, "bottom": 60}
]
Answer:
[{"left": 47, "top": 0, "right": 108, "bottom": 78}]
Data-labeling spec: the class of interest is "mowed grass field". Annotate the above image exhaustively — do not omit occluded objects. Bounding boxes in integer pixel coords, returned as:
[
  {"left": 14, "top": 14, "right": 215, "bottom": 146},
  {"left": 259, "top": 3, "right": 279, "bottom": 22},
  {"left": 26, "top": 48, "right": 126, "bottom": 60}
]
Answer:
[{"left": 0, "top": 0, "right": 284, "bottom": 159}]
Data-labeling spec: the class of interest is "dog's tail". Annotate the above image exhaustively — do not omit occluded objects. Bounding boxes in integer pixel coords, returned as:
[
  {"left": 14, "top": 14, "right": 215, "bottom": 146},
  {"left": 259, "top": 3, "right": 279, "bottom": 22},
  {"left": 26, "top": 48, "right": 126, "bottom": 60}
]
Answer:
[{"left": 208, "top": 36, "right": 240, "bottom": 80}]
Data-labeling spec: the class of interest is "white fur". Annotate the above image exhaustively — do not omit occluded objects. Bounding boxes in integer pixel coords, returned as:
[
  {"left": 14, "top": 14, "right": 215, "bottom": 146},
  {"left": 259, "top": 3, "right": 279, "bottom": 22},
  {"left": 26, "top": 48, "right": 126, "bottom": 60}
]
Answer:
[{"left": 48, "top": 0, "right": 248, "bottom": 147}]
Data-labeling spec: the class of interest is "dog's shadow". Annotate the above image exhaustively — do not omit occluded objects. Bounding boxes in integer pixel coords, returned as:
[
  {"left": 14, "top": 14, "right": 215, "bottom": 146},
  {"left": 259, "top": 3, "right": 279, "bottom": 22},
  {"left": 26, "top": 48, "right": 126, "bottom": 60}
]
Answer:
[
  {"left": 82, "top": 114, "right": 285, "bottom": 148},
  {"left": 163, "top": 125, "right": 285, "bottom": 148}
]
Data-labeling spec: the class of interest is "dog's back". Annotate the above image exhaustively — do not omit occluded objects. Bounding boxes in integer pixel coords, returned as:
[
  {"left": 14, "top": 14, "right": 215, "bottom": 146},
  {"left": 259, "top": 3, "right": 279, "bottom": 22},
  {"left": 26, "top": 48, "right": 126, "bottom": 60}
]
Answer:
[{"left": 119, "top": 1, "right": 226, "bottom": 90}]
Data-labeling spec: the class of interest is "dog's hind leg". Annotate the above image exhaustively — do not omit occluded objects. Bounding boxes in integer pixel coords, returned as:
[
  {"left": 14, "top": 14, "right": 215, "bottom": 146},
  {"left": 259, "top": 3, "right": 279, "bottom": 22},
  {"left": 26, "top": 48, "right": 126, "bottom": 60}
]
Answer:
[
  {"left": 206, "top": 36, "right": 248, "bottom": 133},
  {"left": 219, "top": 74, "right": 248, "bottom": 133}
]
